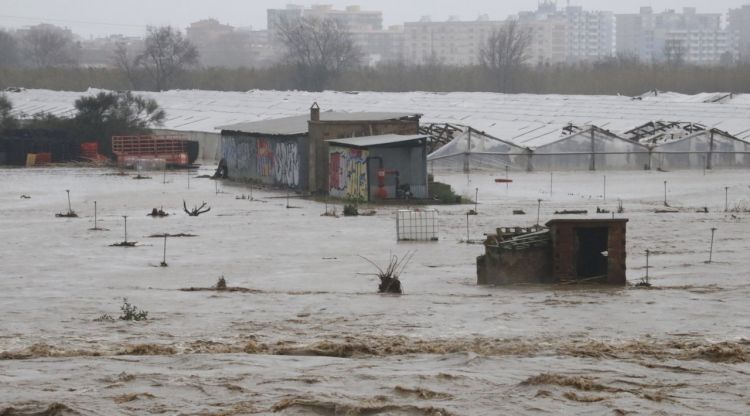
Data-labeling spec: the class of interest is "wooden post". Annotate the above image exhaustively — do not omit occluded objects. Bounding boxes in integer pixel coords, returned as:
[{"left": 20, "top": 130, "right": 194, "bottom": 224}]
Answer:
[
  {"left": 536, "top": 199, "right": 542, "bottom": 226},
  {"left": 161, "top": 234, "right": 168, "bottom": 267},
  {"left": 725, "top": 186, "right": 729, "bottom": 212}
]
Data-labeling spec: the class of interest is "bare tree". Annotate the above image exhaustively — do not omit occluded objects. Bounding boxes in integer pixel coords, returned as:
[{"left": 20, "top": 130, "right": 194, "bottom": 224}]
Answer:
[
  {"left": 20, "top": 24, "right": 80, "bottom": 68},
  {"left": 664, "top": 39, "right": 686, "bottom": 67},
  {"left": 275, "top": 16, "right": 361, "bottom": 91},
  {"left": 479, "top": 20, "right": 532, "bottom": 93},
  {"left": 0, "top": 30, "right": 21, "bottom": 68},
  {"left": 113, "top": 42, "right": 140, "bottom": 89},
  {"left": 136, "top": 26, "right": 198, "bottom": 91}
]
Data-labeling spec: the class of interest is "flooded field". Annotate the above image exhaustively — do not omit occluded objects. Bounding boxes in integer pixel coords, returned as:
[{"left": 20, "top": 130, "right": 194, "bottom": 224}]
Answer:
[{"left": 1, "top": 166, "right": 749, "bottom": 415}]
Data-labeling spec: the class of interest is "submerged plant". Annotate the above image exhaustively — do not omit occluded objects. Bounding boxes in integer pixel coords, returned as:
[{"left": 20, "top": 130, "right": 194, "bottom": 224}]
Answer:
[
  {"left": 215, "top": 275, "right": 227, "bottom": 290},
  {"left": 359, "top": 251, "right": 416, "bottom": 294},
  {"left": 119, "top": 298, "right": 148, "bottom": 321}
]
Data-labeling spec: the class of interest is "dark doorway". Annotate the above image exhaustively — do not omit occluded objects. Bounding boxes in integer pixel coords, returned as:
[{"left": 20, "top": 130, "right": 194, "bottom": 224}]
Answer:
[{"left": 576, "top": 227, "right": 609, "bottom": 279}]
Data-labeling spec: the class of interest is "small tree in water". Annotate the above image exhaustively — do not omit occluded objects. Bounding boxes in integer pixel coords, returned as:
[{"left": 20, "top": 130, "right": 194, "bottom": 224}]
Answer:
[
  {"left": 119, "top": 298, "right": 148, "bottom": 321},
  {"left": 360, "top": 251, "right": 416, "bottom": 294}
]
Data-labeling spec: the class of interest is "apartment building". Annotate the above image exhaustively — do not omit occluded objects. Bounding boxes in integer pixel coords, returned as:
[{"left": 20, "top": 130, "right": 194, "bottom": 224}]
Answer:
[
  {"left": 728, "top": 5, "right": 750, "bottom": 62},
  {"left": 616, "top": 7, "right": 734, "bottom": 64}
]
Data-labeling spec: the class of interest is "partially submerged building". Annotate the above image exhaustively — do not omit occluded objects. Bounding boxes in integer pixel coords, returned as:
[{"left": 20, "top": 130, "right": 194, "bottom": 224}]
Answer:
[
  {"left": 429, "top": 122, "right": 750, "bottom": 172},
  {"left": 219, "top": 105, "right": 421, "bottom": 194},
  {"left": 327, "top": 134, "right": 430, "bottom": 201},
  {"left": 478, "top": 219, "right": 628, "bottom": 285},
  {"left": 0, "top": 129, "right": 79, "bottom": 165}
]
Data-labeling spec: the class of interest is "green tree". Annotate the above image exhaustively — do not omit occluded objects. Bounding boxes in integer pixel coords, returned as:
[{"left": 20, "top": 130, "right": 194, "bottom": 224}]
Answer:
[
  {"left": 0, "top": 93, "right": 18, "bottom": 130},
  {"left": 71, "top": 91, "right": 165, "bottom": 156}
]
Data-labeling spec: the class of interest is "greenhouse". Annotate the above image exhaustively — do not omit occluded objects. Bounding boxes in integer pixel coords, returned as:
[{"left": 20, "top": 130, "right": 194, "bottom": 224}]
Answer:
[{"left": 428, "top": 124, "right": 750, "bottom": 172}]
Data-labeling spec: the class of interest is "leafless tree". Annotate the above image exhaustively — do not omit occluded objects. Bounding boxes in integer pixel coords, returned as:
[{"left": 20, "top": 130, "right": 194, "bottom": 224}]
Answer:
[
  {"left": 183, "top": 201, "right": 211, "bottom": 216},
  {"left": 136, "top": 26, "right": 198, "bottom": 91},
  {"left": 113, "top": 42, "right": 140, "bottom": 89},
  {"left": 274, "top": 16, "right": 361, "bottom": 91},
  {"left": 0, "top": 30, "right": 21, "bottom": 68},
  {"left": 20, "top": 24, "right": 80, "bottom": 68},
  {"left": 479, "top": 20, "right": 532, "bottom": 93},
  {"left": 664, "top": 39, "right": 686, "bottom": 67}
]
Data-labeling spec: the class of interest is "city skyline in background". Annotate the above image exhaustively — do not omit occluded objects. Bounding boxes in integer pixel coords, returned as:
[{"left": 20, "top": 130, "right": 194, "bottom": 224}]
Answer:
[{"left": 2, "top": 0, "right": 750, "bottom": 37}]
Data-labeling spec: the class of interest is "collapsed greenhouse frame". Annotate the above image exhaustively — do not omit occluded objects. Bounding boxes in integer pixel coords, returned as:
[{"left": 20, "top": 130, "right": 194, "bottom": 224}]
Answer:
[{"left": 428, "top": 124, "right": 750, "bottom": 172}]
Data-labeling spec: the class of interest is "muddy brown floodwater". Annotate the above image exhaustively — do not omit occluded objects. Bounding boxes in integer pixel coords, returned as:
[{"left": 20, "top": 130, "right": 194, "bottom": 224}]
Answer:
[{"left": 1, "top": 167, "right": 749, "bottom": 415}]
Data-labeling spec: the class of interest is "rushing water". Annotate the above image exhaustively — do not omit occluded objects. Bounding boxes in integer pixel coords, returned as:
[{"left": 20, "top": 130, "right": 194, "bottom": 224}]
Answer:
[{"left": 1, "top": 167, "right": 749, "bottom": 415}]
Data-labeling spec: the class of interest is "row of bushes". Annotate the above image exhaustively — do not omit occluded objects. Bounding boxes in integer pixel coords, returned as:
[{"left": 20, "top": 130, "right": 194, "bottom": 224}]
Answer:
[{"left": 3, "top": 62, "right": 750, "bottom": 95}]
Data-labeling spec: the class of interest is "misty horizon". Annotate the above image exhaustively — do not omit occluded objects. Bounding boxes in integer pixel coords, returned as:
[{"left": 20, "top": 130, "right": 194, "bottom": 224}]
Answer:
[{"left": 2, "top": 0, "right": 750, "bottom": 38}]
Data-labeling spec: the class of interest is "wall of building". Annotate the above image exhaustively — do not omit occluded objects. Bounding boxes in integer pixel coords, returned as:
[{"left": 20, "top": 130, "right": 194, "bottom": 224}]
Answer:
[
  {"left": 367, "top": 145, "right": 428, "bottom": 200},
  {"left": 651, "top": 131, "right": 750, "bottom": 170},
  {"left": 308, "top": 118, "right": 420, "bottom": 193},
  {"left": 530, "top": 130, "right": 651, "bottom": 171},
  {"left": 477, "top": 246, "right": 553, "bottom": 285},
  {"left": 328, "top": 146, "right": 369, "bottom": 200},
  {"left": 549, "top": 221, "right": 627, "bottom": 285},
  {"left": 152, "top": 129, "right": 221, "bottom": 162},
  {"left": 221, "top": 133, "right": 308, "bottom": 189}
]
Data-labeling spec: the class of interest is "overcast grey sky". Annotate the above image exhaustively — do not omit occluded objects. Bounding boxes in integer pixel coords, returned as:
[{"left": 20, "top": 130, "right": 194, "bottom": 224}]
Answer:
[{"left": 2, "top": 0, "right": 749, "bottom": 37}]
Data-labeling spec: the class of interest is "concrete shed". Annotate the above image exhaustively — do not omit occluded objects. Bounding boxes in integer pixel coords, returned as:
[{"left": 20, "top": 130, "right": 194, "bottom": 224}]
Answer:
[
  {"left": 478, "top": 218, "right": 628, "bottom": 285},
  {"left": 327, "top": 134, "right": 430, "bottom": 201},
  {"left": 218, "top": 106, "right": 421, "bottom": 192}
]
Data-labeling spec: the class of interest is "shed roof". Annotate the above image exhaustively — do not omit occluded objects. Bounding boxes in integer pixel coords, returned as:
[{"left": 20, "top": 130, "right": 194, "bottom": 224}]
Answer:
[
  {"left": 327, "top": 134, "right": 429, "bottom": 148},
  {"left": 218, "top": 111, "right": 420, "bottom": 135},
  {"left": 546, "top": 218, "right": 629, "bottom": 227}
]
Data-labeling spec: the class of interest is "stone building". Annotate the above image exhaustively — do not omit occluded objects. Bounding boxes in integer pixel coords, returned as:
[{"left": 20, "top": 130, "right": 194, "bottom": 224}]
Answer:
[
  {"left": 219, "top": 105, "right": 421, "bottom": 194},
  {"left": 477, "top": 219, "right": 628, "bottom": 285}
]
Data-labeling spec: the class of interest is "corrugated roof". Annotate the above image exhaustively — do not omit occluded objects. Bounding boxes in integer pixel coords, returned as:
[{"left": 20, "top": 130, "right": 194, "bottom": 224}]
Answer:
[
  {"left": 7, "top": 88, "right": 750, "bottom": 142},
  {"left": 218, "top": 111, "right": 420, "bottom": 135},
  {"left": 327, "top": 134, "right": 429, "bottom": 147}
]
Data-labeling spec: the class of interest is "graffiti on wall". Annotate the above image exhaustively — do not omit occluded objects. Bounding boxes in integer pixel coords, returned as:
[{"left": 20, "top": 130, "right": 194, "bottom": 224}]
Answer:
[
  {"left": 329, "top": 147, "right": 368, "bottom": 200},
  {"left": 222, "top": 136, "right": 254, "bottom": 178},
  {"left": 274, "top": 141, "right": 299, "bottom": 187},
  {"left": 257, "top": 138, "right": 273, "bottom": 177}
]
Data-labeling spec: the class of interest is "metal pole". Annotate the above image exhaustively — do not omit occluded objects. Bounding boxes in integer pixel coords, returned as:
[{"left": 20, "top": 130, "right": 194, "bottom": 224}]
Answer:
[
  {"left": 466, "top": 212, "right": 470, "bottom": 243},
  {"left": 123, "top": 216, "right": 128, "bottom": 243},
  {"left": 474, "top": 188, "right": 478, "bottom": 213},
  {"left": 725, "top": 186, "right": 729, "bottom": 212},
  {"left": 549, "top": 172, "right": 553, "bottom": 197},
  {"left": 663, "top": 180, "right": 667, "bottom": 206},
  {"left": 162, "top": 234, "right": 167, "bottom": 265},
  {"left": 66, "top": 189, "right": 71, "bottom": 212},
  {"left": 505, "top": 166, "right": 509, "bottom": 193},
  {"left": 536, "top": 199, "right": 542, "bottom": 226},
  {"left": 708, "top": 227, "right": 717, "bottom": 263}
]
